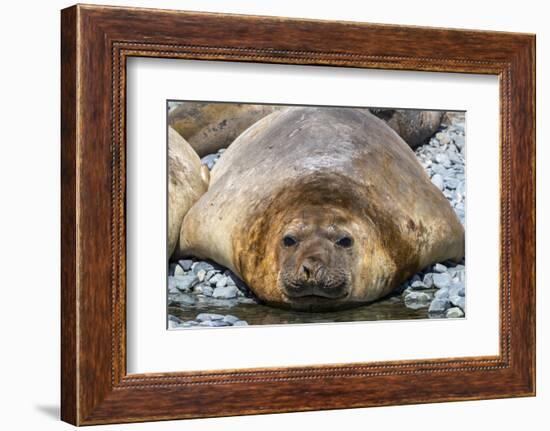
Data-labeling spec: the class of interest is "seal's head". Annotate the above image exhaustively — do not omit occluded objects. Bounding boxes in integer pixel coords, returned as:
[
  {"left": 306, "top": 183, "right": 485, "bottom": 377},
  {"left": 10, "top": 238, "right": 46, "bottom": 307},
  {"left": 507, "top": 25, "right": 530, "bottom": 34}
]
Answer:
[
  {"left": 277, "top": 208, "right": 356, "bottom": 310},
  {"left": 233, "top": 173, "right": 400, "bottom": 312}
]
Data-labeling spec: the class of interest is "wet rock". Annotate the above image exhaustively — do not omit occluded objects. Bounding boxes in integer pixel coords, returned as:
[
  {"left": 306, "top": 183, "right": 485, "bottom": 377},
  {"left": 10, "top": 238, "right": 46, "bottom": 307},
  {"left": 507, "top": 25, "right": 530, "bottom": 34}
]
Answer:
[
  {"left": 199, "top": 320, "right": 230, "bottom": 327},
  {"left": 450, "top": 295, "right": 466, "bottom": 311},
  {"left": 233, "top": 320, "right": 249, "bottom": 326},
  {"left": 404, "top": 292, "right": 431, "bottom": 310},
  {"left": 223, "top": 315, "right": 240, "bottom": 325},
  {"left": 169, "top": 293, "right": 197, "bottom": 306},
  {"left": 168, "top": 314, "right": 182, "bottom": 323},
  {"left": 446, "top": 307, "right": 465, "bottom": 318},
  {"left": 196, "top": 313, "right": 225, "bottom": 322},
  {"left": 428, "top": 298, "right": 451, "bottom": 317},
  {"left": 213, "top": 285, "right": 238, "bottom": 299},
  {"left": 168, "top": 320, "right": 182, "bottom": 329}
]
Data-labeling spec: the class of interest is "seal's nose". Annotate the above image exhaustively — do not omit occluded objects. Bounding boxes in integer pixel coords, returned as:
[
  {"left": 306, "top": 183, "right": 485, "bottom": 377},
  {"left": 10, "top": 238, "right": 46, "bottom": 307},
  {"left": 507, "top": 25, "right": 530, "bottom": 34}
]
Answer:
[
  {"left": 301, "top": 263, "right": 312, "bottom": 280},
  {"left": 299, "top": 257, "right": 323, "bottom": 282}
]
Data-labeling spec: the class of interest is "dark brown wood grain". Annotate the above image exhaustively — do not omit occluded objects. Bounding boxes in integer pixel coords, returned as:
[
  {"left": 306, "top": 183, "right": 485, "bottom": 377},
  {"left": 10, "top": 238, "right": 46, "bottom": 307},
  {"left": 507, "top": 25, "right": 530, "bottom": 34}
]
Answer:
[{"left": 60, "top": 4, "right": 536, "bottom": 425}]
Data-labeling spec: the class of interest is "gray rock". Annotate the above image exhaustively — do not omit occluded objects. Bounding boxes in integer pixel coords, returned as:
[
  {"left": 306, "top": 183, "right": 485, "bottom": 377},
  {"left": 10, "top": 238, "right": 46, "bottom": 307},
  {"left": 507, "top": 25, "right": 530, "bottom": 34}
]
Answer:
[
  {"left": 445, "top": 178, "right": 459, "bottom": 189},
  {"left": 448, "top": 150, "right": 463, "bottom": 165},
  {"left": 167, "top": 278, "right": 181, "bottom": 294},
  {"left": 446, "top": 307, "right": 465, "bottom": 318},
  {"left": 168, "top": 320, "right": 182, "bottom": 329},
  {"left": 205, "top": 270, "right": 217, "bottom": 281},
  {"left": 433, "top": 263, "right": 447, "bottom": 273},
  {"left": 404, "top": 292, "right": 431, "bottom": 310},
  {"left": 454, "top": 135, "right": 465, "bottom": 150},
  {"left": 401, "top": 286, "right": 414, "bottom": 297},
  {"left": 215, "top": 276, "right": 228, "bottom": 288},
  {"left": 194, "top": 284, "right": 213, "bottom": 297},
  {"left": 433, "top": 273, "right": 452, "bottom": 289},
  {"left": 184, "top": 320, "right": 200, "bottom": 326},
  {"left": 201, "top": 154, "right": 218, "bottom": 169},
  {"left": 199, "top": 320, "right": 230, "bottom": 327},
  {"left": 435, "top": 153, "right": 451, "bottom": 168},
  {"left": 168, "top": 293, "right": 196, "bottom": 306},
  {"left": 456, "top": 181, "right": 466, "bottom": 197},
  {"left": 428, "top": 298, "right": 451, "bottom": 317},
  {"left": 178, "top": 259, "right": 193, "bottom": 271},
  {"left": 431, "top": 164, "right": 448, "bottom": 176},
  {"left": 196, "top": 313, "right": 225, "bottom": 322},
  {"left": 410, "top": 280, "right": 428, "bottom": 290},
  {"left": 454, "top": 269, "right": 465, "bottom": 283},
  {"left": 171, "top": 274, "right": 199, "bottom": 291},
  {"left": 233, "top": 320, "right": 249, "bottom": 326},
  {"left": 168, "top": 263, "right": 177, "bottom": 276},
  {"left": 213, "top": 285, "right": 238, "bottom": 299},
  {"left": 223, "top": 315, "right": 240, "bottom": 325},
  {"left": 208, "top": 273, "right": 224, "bottom": 286},
  {"left": 450, "top": 295, "right": 466, "bottom": 311},
  {"left": 168, "top": 315, "right": 183, "bottom": 324},
  {"left": 431, "top": 174, "right": 444, "bottom": 190},
  {"left": 434, "top": 287, "right": 449, "bottom": 299},
  {"left": 449, "top": 282, "right": 465, "bottom": 298},
  {"left": 193, "top": 261, "right": 216, "bottom": 274},
  {"left": 423, "top": 273, "right": 435, "bottom": 288}
]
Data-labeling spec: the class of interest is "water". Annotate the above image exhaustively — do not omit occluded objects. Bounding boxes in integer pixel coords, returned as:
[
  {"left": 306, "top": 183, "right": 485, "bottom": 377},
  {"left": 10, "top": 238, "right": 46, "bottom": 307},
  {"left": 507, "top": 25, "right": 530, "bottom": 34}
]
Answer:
[{"left": 169, "top": 290, "right": 429, "bottom": 326}]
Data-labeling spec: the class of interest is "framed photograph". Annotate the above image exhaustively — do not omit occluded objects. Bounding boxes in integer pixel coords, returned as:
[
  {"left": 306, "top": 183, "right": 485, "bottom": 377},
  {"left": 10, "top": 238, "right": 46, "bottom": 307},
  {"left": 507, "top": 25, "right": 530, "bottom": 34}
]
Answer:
[{"left": 61, "top": 4, "right": 536, "bottom": 425}]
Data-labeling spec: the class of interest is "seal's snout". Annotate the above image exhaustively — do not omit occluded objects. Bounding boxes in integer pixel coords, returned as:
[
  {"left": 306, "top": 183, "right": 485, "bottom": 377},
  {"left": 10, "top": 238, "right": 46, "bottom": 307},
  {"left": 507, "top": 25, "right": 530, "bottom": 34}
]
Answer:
[
  {"left": 283, "top": 255, "right": 349, "bottom": 300},
  {"left": 299, "top": 256, "right": 325, "bottom": 282}
]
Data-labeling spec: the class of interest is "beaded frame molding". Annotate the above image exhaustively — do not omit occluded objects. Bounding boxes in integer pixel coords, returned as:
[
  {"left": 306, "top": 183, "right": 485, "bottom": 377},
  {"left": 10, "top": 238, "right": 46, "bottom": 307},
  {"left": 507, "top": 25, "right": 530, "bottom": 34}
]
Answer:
[{"left": 61, "top": 4, "right": 535, "bottom": 425}]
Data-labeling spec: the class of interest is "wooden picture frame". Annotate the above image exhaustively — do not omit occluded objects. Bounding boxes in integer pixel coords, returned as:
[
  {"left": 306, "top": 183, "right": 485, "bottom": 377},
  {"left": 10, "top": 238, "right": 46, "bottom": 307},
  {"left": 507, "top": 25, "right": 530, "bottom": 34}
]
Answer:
[{"left": 61, "top": 4, "right": 536, "bottom": 425}]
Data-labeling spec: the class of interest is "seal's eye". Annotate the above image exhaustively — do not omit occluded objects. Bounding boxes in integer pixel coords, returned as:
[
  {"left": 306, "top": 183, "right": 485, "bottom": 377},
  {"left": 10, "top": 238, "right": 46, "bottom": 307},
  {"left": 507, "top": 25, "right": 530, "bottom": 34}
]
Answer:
[
  {"left": 282, "top": 235, "right": 298, "bottom": 247},
  {"left": 335, "top": 236, "right": 353, "bottom": 248}
]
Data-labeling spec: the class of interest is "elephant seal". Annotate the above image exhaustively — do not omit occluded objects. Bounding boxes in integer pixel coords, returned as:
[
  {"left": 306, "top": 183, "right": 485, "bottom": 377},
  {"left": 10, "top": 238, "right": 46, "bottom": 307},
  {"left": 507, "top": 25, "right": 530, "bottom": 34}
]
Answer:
[
  {"left": 178, "top": 107, "right": 464, "bottom": 311},
  {"left": 368, "top": 108, "right": 444, "bottom": 149},
  {"left": 167, "top": 127, "right": 209, "bottom": 258},
  {"left": 169, "top": 102, "right": 280, "bottom": 157}
]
